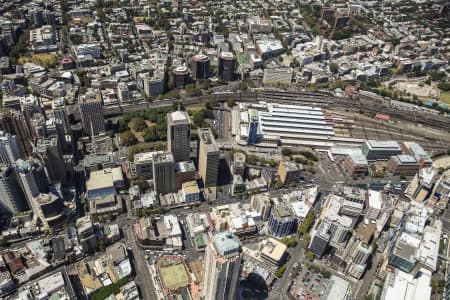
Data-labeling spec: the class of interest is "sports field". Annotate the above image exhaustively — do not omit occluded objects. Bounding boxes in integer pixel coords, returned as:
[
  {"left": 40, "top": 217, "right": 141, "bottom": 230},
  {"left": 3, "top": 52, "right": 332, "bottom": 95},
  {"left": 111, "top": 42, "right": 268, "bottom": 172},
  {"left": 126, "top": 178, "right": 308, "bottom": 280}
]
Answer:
[{"left": 159, "top": 263, "right": 189, "bottom": 290}]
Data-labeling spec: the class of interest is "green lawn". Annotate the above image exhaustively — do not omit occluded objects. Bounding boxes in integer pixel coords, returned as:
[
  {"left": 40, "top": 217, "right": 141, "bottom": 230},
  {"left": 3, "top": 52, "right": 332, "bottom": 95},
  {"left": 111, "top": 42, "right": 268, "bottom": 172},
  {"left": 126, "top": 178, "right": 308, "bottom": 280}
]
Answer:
[
  {"left": 160, "top": 263, "right": 189, "bottom": 290},
  {"left": 439, "top": 90, "right": 450, "bottom": 105}
]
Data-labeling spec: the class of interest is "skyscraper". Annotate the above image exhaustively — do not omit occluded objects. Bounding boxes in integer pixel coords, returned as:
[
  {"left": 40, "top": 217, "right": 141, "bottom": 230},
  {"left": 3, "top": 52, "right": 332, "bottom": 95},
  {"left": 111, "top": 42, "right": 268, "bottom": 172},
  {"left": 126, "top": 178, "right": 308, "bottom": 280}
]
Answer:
[
  {"left": 0, "top": 131, "right": 22, "bottom": 164},
  {"left": 203, "top": 231, "right": 241, "bottom": 300},
  {"left": 53, "top": 99, "right": 71, "bottom": 135},
  {"left": 190, "top": 54, "right": 210, "bottom": 79},
  {"left": 14, "top": 159, "right": 49, "bottom": 215},
  {"left": 0, "top": 110, "right": 34, "bottom": 156},
  {"left": 198, "top": 128, "right": 220, "bottom": 188},
  {"left": 167, "top": 110, "right": 191, "bottom": 162},
  {"left": 152, "top": 152, "right": 175, "bottom": 195},
  {"left": 79, "top": 97, "right": 105, "bottom": 136},
  {"left": 0, "top": 165, "right": 28, "bottom": 214},
  {"left": 218, "top": 52, "right": 236, "bottom": 81}
]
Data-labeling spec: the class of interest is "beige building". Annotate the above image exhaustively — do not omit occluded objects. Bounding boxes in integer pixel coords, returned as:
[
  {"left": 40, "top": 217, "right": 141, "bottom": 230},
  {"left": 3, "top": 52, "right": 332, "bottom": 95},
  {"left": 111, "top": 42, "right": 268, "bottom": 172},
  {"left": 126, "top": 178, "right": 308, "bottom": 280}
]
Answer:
[
  {"left": 260, "top": 238, "right": 288, "bottom": 266},
  {"left": 278, "top": 160, "right": 303, "bottom": 185},
  {"left": 198, "top": 128, "right": 220, "bottom": 188},
  {"left": 153, "top": 152, "right": 175, "bottom": 195},
  {"left": 167, "top": 110, "right": 191, "bottom": 162}
]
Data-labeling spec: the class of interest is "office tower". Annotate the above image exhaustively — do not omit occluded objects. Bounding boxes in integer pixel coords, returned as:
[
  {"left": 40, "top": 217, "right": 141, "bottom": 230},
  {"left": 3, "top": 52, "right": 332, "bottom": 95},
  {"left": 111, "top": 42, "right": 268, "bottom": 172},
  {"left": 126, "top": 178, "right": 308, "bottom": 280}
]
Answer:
[
  {"left": 79, "top": 97, "right": 105, "bottom": 136},
  {"left": 218, "top": 52, "right": 236, "bottom": 81},
  {"left": 35, "top": 137, "right": 67, "bottom": 183},
  {"left": 268, "top": 203, "right": 296, "bottom": 237},
  {"left": 33, "top": 193, "right": 68, "bottom": 228},
  {"left": 197, "top": 128, "right": 220, "bottom": 188},
  {"left": 172, "top": 65, "right": 189, "bottom": 88},
  {"left": 0, "top": 131, "right": 22, "bottom": 164},
  {"left": 309, "top": 220, "right": 331, "bottom": 258},
  {"left": 15, "top": 159, "right": 49, "bottom": 214},
  {"left": 167, "top": 110, "right": 191, "bottom": 162},
  {"left": 190, "top": 54, "right": 210, "bottom": 79},
  {"left": 0, "top": 110, "right": 34, "bottom": 156},
  {"left": 29, "top": 113, "right": 47, "bottom": 138},
  {"left": 204, "top": 231, "right": 241, "bottom": 300},
  {"left": 53, "top": 99, "right": 71, "bottom": 135},
  {"left": 152, "top": 152, "right": 175, "bottom": 195},
  {"left": 0, "top": 165, "right": 28, "bottom": 214}
]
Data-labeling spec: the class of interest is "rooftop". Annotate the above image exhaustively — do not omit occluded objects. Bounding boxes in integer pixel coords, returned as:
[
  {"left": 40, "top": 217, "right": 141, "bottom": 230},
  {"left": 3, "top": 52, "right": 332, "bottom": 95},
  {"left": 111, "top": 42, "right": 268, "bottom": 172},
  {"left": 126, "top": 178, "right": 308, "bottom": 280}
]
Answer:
[{"left": 213, "top": 231, "right": 240, "bottom": 258}]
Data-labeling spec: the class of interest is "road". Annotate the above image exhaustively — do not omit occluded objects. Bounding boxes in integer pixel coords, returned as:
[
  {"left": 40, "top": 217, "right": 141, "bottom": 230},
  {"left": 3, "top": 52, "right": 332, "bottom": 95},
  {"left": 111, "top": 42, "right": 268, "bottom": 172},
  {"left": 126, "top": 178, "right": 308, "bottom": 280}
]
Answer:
[
  {"left": 269, "top": 242, "right": 304, "bottom": 299},
  {"left": 355, "top": 252, "right": 383, "bottom": 299},
  {"left": 120, "top": 217, "right": 157, "bottom": 300}
]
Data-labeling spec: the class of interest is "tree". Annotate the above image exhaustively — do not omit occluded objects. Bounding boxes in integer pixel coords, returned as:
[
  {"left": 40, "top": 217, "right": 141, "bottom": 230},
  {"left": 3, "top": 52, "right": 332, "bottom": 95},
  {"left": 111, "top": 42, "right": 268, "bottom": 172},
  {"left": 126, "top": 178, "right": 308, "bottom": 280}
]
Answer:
[
  {"left": 275, "top": 264, "right": 287, "bottom": 278},
  {"left": 298, "top": 211, "right": 315, "bottom": 235},
  {"left": 305, "top": 251, "right": 314, "bottom": 261},
  {"left": 300, "top": 233, "right": 311, "bottom": 248},
  {"left": 329, "top": 62, "right": 339, "bottom": 74},
  {"left": 120, "top": 131, "right": 137, "bottom": 146},
  {"left": 129, "top": 117, "right": 146, "bottom": 132}
]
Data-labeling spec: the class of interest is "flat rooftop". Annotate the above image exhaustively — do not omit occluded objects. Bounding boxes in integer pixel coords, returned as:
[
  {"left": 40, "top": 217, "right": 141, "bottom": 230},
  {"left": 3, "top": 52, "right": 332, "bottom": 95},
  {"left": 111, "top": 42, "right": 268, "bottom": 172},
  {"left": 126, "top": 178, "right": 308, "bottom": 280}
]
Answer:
[{"left": 213, "top": 231, "right": 240, "bottom": 257}]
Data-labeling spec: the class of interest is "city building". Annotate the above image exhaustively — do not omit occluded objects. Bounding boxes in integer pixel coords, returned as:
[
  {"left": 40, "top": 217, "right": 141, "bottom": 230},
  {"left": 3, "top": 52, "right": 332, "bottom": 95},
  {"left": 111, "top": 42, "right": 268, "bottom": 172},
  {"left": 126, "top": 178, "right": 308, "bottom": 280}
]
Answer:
[
  {"left": 190, "top": 54, "right": 210, "bottom": 79},
  {"left": 0, "top": 131, "right": 22, "bottom": 164},
  {"left": 181, "top": 181, "right": 200, "bottom": 203},
  {"left": 309, "top": 221, "right": 331, "bottom": 258},
  {"left": 174, "top": 161, "right": 196, "bottom": 190},
  {"left": 361, "top": 140, "right": 403, "bottom": 161},
  {"left": 250, "top": 192, "right": 272, "bottom": 220},
  {"left": 79, "top": 97, "right": 105, "bottom": 136},
  {"left": 268, "top": 203, "right": 296, "bottom": 237},
  {"left": 15, "top": 159, "right": 49, "bottom": 214},
  {"left": 167, "top": 110, "right": 191, "bottom": 162},
  {"left": 262, "top": 67, "right": 293, "bottom": 86},
  {"left": 203, "top": 232, "right": 241, "bottom": 300},
  {"left": 386, "top": 155, "right": 420, "bottom": 176},
  {"left": 0, "top": 110, "right": 34, "bottom": 155},
  {"left": 260, "top": 238, "right": 287, "bottom": 266},
  {"left": 278, "top": 160, "right": 303, "bottom": 185},
  {"left": 133, "top": 151, "right": 163, "bottom": 179},
  {"left": 0, "top": 165, "right": 28, "bottom": 214},
  {"left": 402, "top": 142, "right": 432, "bottom": 169},
  {"left": 33, "top": 193, "right": 70, "bottom": 228},
  {"left": 172, "top": 66, "right": 189, "bottom": 89},
  {"left": 406, "top": 167, "right": 438, "bottom": 202},
  {"left": 153, "top": 152, "right": 175, "bottom": 195},
  {"left": 343, "top": 153, "right": 368, "bottom": 177},
  {"left": 89, "top": 194, "right": 123, "bottom": 217},
  {"left": 198, "top": 128, "right": 220, "bottom": 188},
  {"left": 232, "top": 152, "right": 246, "bottom": 177},
  {"left": 86, "top": 167, "right": 124, "bottom": 200},
  {"left": 218, "top": 52, "right": 236, "bottom": 81}
]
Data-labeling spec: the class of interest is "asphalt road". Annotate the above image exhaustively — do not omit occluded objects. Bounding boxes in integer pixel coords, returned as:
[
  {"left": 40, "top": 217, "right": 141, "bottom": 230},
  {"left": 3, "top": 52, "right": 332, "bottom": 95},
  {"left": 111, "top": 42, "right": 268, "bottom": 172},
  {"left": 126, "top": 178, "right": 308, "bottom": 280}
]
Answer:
[
  {"left": 120, "top": 217, "right": 157, "bottom": 300},
  {"left": 269, "top": 242, "right": 304, "bottom": 300}
]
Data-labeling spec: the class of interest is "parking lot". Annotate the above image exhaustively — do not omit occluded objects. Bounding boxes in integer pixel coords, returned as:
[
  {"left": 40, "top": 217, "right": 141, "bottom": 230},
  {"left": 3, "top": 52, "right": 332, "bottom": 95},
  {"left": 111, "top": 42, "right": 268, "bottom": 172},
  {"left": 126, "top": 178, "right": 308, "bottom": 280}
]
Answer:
[{"left": 289, "top": 265, "right": 330, "bottom": 300}]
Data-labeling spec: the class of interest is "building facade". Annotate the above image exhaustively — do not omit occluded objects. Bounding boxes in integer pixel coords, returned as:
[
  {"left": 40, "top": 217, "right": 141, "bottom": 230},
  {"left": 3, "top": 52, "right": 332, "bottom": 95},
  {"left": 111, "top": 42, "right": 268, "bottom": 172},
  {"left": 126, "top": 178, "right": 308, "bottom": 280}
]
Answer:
[
  {"left": 167, "top": 110, "right": 191, "bottom": 162},
  {"left": 204, "top": 232, "right": 241, "bottom": 300}
]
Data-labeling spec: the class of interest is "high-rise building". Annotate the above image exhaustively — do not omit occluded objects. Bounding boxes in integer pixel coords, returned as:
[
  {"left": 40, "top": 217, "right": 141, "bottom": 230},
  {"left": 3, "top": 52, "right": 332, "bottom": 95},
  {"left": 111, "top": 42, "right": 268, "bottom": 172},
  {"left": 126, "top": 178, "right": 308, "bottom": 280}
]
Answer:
[
  {"left": 0, "top": 131, "right": 22, "bottom": 164},
  {"left": 52, "top": 99, "right": 71, "bottom": 135},
  {"left": 14, "top": 159, "right": 49, "bottom": 214},
  {"left": 204, "top": 231, "right": 241, "bottom": 300},
  {"left": 152, "top": 152, "right": 175, "bottom": 195},
  {"left": 167, "top": 110, "right": 191, "bottom": 162},
  {"left": 79, "top": 97, "right": 105, "bottom": 136},
  {"left": 268, "top": 203, "right": 296, "bottom": 237},
  {"left": 35, "top": 137, "right": 67, "bottom": 183},
  {"left": 0, "top": 110, "right": 34, "bottom": 156},
  {"left": 172, "top": 66, "right": 190, "bottom": 89},
  {"left": 0, "top": 165, "right": 28, "bottom": 214},
  {"left": 218, "top": 52, "right": 236, "bottom": 81},
  {"left": 190, "top": 54, "right": 210, "bottom": 79},
  {"left": 197, "top": 128, "right": 220, "bottom": 188}
]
